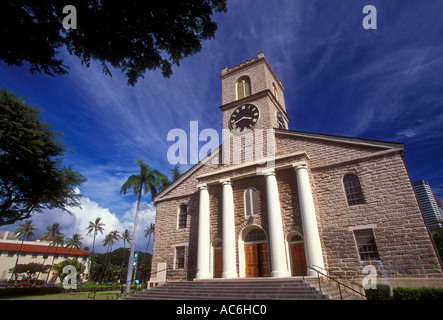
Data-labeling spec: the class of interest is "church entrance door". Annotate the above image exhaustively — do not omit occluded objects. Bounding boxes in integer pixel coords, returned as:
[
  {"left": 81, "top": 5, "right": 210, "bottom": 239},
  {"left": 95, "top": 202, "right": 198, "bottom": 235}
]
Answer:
[
  {"left": 290, "top": 242, "right": 307, "bottom": 276},
  {"left": 245, "top": 243, "right": 271, "bottom": 278},
  {"left": 214, "top": 247, "right": 223, "bottom": 278}
]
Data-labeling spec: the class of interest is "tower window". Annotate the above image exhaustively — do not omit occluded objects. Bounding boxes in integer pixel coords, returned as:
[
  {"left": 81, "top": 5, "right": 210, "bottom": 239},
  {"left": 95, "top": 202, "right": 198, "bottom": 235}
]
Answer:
[
  {"left": 237, "top": 76, "right": 251, "bottom": 99},
  {"left": 272, "top": 82, "right": 278, "bottom": 101},
  {"left": 244, "top": 187, "right": 259, "bottom": 216},
  {"left": 178, "top": 204, "right": 187, "bottom": 229},
  {"left": 343, "top": 174, "right": 365, "bottom": 206}
]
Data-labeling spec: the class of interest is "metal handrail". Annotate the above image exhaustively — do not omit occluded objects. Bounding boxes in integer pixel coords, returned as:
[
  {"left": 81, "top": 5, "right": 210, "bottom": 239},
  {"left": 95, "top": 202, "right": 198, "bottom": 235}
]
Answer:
[{"left": 301, "top": 263, "right": 366, "bottom": 300}]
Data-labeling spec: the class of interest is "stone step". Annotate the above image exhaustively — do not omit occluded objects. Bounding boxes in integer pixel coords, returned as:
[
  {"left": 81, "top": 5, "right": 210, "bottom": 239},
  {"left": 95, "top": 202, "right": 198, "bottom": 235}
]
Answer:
[
  {"left": 128, "top": 288, "right": 319, "bottom": 298},
  {"left": 121, "top": 278, "right": 330, "bottom": 300}
]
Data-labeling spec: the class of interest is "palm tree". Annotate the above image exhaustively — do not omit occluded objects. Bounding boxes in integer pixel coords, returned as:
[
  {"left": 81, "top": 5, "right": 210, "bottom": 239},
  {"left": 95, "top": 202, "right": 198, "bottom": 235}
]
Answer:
[
  {"left": 86, "top": 217, "right": 105, "bottom": 255},
  {"left": 144, "top": 223, "right": 155, "bottom": 254},
  {"left": 65, "top": 233, "right": 83, "bottom": 261},
  {"left": 120, "top": 229, "right": 132, "bottom": 268},
  {"left": 100, "top": 231, "right": 119, "bottom": 283},
  {"left": 120, "top": 157, "right": 167, "bottom": 293},
  {"left": 45, "top": 233, "right": 65, "bottom": 284},
  {"left": 140, "top": 223, "right": 155, "bottom": 276},
  {"left": 86, "top": 217, "right": 105, "bottom": 270},
  {"left": 170, "top": 165, "right": 182, "bottom": 182},
  {"left": 13, "top": 220, "right": 37, "bottom": 284},
  {"left": 33, "top": 223, "right": 63, "bottom": 286}
]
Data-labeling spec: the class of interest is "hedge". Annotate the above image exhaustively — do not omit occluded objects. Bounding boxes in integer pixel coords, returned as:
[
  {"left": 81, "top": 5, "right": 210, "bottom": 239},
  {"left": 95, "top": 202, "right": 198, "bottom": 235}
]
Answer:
[
  {"left": 0, "top": 286, "right": 63, "bottom": 298},
  {"left": 393, "top": 287, "right": 443, "bottom": 300},
  {"left": 66, "top": 284, "right": 132, "bottom": 293},
  {"left": 365, "top": 284, "right": 391, "bottom": 300}
]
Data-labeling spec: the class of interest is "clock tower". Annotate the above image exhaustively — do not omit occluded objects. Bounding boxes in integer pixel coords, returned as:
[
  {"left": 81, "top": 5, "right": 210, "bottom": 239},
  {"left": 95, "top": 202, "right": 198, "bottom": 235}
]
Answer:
[{"left": 220, "top": 52, "right": 289, "bottom": 133}]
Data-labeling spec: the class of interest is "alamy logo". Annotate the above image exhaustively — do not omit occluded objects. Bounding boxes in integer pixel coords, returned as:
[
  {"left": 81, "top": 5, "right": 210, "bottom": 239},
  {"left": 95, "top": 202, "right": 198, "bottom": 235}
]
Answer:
[
  {"left": 62, "top": 5, "right": 77, "bottom": 30},
  {"left": 362, "top": 265, "right": 377, "bottom": 289},
  {"left": 167, "top": 121, "right": 276, "bottom": 172},
  {"left": 62, "top": 265, "right": 77, "bottom": 290},
  {"left": 362, "top": 5, "right": 377, "bottom": 30}
]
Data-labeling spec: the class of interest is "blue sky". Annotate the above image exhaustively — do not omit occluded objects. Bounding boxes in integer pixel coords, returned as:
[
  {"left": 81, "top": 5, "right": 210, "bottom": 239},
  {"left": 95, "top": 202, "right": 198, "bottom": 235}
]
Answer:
[{"left": 1, "top": 0, "right": 442, "bottom": 252}]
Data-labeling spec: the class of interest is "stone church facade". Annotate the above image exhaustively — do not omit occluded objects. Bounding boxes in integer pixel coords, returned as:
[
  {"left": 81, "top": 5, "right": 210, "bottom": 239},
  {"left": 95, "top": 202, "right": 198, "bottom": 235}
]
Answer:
[{"left": 151, "top": 52, "right": 443, "bottom": 287}]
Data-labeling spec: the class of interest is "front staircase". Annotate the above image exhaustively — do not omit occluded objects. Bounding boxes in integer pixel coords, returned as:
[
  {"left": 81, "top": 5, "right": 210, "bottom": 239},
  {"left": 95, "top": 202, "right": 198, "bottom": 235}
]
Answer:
[{"left": 121, "top": 278, "right": 332, "bottom": 300}]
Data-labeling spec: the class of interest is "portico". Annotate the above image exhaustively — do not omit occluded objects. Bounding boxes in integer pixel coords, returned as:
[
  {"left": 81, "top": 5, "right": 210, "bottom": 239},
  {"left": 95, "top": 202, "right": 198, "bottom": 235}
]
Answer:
[{"left": 195, "top": 158, "right": 325, "bottom": 279}]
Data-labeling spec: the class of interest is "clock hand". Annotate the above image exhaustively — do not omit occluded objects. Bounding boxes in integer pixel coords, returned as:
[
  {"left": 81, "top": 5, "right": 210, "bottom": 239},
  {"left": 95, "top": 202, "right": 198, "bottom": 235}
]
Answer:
[
  {"left": 233, "top": 117, "right": 245, "bottom": 125},
  {"left": 233, "top": 116, "right": 253, "bottom": 125}
]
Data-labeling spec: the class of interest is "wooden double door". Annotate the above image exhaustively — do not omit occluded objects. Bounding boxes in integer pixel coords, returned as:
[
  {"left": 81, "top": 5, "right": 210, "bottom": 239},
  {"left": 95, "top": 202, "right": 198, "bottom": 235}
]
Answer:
[{"left": 245, "top": 242, "right": 271, "bottom": 278}]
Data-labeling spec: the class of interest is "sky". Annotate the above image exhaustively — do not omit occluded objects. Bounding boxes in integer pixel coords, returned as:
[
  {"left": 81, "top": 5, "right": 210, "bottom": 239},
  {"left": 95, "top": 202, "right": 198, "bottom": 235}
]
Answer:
[{"left": 1, "top": 0, "right": 443, "bottom": 253}]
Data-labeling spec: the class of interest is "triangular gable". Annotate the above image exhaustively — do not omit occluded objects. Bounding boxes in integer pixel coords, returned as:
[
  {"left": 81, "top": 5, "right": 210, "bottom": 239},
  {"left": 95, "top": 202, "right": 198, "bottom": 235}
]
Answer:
[{"left": 154, "top": 146, "right": 221, "bottom": 203}]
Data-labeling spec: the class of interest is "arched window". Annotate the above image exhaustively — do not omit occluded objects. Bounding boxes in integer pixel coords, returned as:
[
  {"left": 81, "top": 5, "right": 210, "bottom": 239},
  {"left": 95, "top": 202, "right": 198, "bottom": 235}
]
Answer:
[
  {"left": 343, "top": 174, "right": 365, "bottom": 206},
  {"left": 289, "top": 234, "right": 303, "bottom": 243},
  {"left": 237, "top": 76, "right": 251, "bottom": 99},
  {"left": 272, "top": 82, "right": 278, "bottom": 101},
  {"left": 245, "top": 228, "right": 267, "bottom": 243},
  {"left": 244, "top": 187, "right": 259, "bottom": 216},
  {"left": 178, "top": 204, "right": 187, "bottom": 229}
]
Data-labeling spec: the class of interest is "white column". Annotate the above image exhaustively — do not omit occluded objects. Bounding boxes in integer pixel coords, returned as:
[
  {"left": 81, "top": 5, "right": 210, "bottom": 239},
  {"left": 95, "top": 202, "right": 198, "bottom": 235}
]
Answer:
[
  {"left": 263, "top": 169, "right": 290, "bottom": 277},
  {"left": 293, "top": 162, "right": 325, "bottom": 276},
  {"left": 196, "top": 184, "right": 210, "bottom": 279},
  {"left": 220, "top": 178, "right": 237, "bottom": 278}
]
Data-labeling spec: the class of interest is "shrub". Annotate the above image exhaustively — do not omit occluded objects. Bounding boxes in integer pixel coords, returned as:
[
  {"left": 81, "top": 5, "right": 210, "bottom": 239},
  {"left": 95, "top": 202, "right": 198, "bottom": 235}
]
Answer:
[
  {"left": 365, "top": 284, "right": 391, "bottom": 300},
  {"left": 0, "top": 286, "right": 63, "bottom": 298},
  {"left": 393, "top": 287, "right": 443, "bottom": 300},
  {"left": 62, "top": 283, "right": 136, "bottom": 293}
]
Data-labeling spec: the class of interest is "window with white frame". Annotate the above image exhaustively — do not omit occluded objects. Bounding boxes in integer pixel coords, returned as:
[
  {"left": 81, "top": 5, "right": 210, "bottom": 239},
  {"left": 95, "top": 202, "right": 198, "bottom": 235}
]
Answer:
[
  {"left": 353, "top": 229, "right": 380, "bottom": 261},
  {"left": 244, "top": 187, "right": 259, "bottom": 216},
  {"left": 237, "top": 76, "right": 251, "bottom": 100}
]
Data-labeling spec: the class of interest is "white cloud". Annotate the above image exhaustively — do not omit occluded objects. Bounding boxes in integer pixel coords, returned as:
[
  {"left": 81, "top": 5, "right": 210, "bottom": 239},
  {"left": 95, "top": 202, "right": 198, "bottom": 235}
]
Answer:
[{"left": 0, "top": 196, "right": 156, "bottom": 254}]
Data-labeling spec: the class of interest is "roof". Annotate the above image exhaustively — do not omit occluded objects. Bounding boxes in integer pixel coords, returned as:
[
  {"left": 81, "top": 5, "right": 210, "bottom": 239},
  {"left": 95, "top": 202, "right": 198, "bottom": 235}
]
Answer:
[
  {"left": 35, "top": 236, "right": 52, "bottom": 242},
  {"left": 274, "top": 129, "right": 405, "bottom": 149},
  {"left": 0, "top": 242, "right": 90, "bottom": 256},
  {"left": 155, "top": 128, "right": 404, "bottom": 203}
]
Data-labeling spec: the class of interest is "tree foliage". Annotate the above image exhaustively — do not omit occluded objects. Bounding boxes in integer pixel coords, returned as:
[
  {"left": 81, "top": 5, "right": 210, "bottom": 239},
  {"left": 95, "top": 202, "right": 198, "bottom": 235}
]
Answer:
[
  {"left": 10, "top": 263, "right": 50, "bottom": 277},
  {"left": 0, "top": 89, "right": 86, "bottom": 226},
  {"left": 52, "top": 258, "right": 86, "bottom": 283},
  {"left": 431, "top": 223, "right": 443, "bottom": 261},
  {"left": 89, "top": 248, "right": 151, "bottom": 283},
  {"left": 0, "top": 1, "right": 228, "bottom": 86}
]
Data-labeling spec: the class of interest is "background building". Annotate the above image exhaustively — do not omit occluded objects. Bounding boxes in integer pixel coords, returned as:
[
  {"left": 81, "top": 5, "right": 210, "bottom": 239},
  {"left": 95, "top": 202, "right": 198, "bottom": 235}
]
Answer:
[
  {"left": 0, "top": 231, "right": 90, "bottom": 284},
  {"left": 413, "top": 180, "right": 443, "bottom": 228}
]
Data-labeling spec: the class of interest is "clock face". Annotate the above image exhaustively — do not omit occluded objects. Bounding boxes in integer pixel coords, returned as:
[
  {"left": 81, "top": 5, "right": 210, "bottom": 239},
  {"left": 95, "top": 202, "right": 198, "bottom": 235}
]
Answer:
[
  {"left": 276, "top": 111, "right": 286, "bottom": 129},
  {"left": 229, "top": 104, "right": 260, "bottom": 133}
]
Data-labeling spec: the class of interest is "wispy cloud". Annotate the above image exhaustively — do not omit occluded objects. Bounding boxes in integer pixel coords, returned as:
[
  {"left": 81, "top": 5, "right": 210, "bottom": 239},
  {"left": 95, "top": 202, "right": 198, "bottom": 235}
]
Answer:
[{"left": 2, "top": 0, "right": 443, "bottom": 228}]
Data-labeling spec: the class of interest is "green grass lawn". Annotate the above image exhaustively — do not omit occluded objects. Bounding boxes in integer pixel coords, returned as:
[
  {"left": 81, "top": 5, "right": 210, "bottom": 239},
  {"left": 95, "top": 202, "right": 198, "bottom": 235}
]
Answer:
[{"left": 2, "top": 290, "right": 123, "bottom": 300}]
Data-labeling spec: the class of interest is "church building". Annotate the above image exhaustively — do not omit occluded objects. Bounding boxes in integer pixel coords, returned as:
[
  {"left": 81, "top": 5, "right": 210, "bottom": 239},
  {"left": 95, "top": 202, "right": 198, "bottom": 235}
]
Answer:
[{"left": 151, "top": 52, "right": 443, "bottom": 288}]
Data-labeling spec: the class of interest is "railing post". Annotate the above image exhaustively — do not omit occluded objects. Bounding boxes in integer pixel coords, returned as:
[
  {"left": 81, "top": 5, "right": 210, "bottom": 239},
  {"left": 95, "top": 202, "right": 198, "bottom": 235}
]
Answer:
[{"left": 317, "top": 271, "right": 321, "bottom": 293}]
